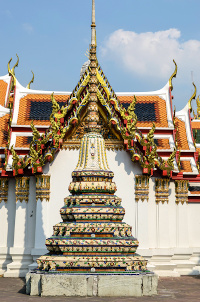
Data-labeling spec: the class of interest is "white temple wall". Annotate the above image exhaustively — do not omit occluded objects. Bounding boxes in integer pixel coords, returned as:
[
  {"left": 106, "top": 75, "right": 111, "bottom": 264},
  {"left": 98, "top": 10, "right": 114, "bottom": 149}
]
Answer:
[
  {"left": 4, "top": 177, "right": 36, "bottom": 277},
  {"left": 0, "top": 179, "right": 16, "bottom": 275},
  {"left": 2, "top": 149, "right": 200, "bottom": 276}
]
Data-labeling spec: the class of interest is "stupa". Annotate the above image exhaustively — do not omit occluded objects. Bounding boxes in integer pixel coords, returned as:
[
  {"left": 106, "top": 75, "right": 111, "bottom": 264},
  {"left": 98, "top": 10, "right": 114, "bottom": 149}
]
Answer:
[{"left": 27, "top": 0, "right": 158, "bottom": 296}]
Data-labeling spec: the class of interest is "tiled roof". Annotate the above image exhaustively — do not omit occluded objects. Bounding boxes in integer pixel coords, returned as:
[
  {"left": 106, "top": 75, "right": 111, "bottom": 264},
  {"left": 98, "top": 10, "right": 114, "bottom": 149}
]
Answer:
[
  {"left": 15, "top": 136, "right": 32, "bottom": 148},
  {"left": 191, "top": 121, "right": 200, "bottom": 129},
  {"left": 17, "top": 94, "right": 70, "bottom": 126},
  {"left": 118, "top": 95, "right": 168, "bottom": 128},
  {"left": 174, "top": 117, "right": 189, "bottom": 150},
  {"left": 0, "top": 80, "right": 8, "bottom": 107},
  {"left": 154, "top": 138, "right": 170, "bottom": 149},
  {"left": 180, "top": 160, "right": 192, "bottom": 173},
  {"left": 0, "top": 114, "right": 9, "bottom": 148}
]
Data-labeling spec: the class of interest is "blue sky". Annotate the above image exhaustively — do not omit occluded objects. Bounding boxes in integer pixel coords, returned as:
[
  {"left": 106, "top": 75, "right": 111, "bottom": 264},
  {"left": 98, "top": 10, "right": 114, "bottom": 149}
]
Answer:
[{"left": 0, "top": 0, "right": 200, "bottom": 111}]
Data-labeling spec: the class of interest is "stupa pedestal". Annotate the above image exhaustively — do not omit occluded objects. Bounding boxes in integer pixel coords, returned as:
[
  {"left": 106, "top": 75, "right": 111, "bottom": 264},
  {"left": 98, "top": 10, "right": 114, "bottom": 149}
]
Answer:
[{"left": 26, "top": 272, "right": 158, "bottom": 296}]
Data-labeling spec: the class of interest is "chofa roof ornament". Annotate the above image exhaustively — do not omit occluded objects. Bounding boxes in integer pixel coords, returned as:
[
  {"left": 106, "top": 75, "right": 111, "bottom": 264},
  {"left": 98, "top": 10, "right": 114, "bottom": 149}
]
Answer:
[
  {"left": 26, "top": 71, "right": 35, "bottom": 89},
  {"left": 188, "top": 82, "right": 197, "bottom": 113},
  {"left": 8, "top": 54, "right": 19, "bottom": 88},
  {"left": 169, "top": 59, "right": 177, "bottom": 91}
]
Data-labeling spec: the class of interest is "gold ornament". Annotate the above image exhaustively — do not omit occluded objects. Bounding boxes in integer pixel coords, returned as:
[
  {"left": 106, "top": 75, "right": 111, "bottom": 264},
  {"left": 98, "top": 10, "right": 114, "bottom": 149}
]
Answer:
[
  {"left": 36, "top": 175, "right": 50, "bottom": 202},
  {"left": 15, "top": 177, "right": 30, "bottom": 203}
]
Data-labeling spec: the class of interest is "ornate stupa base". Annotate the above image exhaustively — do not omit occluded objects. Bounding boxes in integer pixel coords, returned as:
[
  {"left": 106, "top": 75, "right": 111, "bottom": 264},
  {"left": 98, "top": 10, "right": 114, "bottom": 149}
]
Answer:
[{"left": 26, "top": 271, "right": 158, "bottom": 296}]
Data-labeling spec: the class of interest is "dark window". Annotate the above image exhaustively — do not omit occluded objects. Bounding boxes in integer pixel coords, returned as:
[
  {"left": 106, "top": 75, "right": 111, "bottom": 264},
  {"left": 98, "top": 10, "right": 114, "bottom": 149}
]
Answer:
[
  {"left": 180, "top": 162, "right": 184, "bottom": 171},
  {"left": 27, "top": 137, "right": 33, "bottom": 144},
  {"left": 121, "top": 102, "right": 156, "bottom": 122},
  {"left": 189, "top": 186, "right": 200, "bottom": 192},
  {"left": 154, "top": 139, "right": 158, "bottom": 146},
  {"left": 121, "top": 103, "right": 130, "bottom": 111},
  {"left": 29, "top": 101, "right": 67, "bottom": 121},
  {"left": 0, "top": 158, "right": 5, "bottom": 168},
  {"left": 135, "top": 103, "right": 156, "bottom": 122}
]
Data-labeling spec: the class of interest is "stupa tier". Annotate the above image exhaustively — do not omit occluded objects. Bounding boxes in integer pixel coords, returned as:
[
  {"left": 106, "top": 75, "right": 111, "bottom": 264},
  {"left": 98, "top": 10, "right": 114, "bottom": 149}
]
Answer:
[{"left": 36, "top": 132, "right": 147, "bottom": 273}]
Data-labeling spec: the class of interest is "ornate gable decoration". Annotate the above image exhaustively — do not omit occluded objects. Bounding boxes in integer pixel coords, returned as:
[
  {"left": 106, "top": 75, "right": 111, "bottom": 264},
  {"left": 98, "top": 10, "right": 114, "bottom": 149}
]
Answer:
[{"left": 6, "top": 55, "right": 176, "bottom": 177}]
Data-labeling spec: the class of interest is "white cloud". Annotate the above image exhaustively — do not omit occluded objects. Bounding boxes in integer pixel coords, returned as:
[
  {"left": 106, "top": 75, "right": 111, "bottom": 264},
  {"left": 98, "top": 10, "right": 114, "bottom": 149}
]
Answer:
[
  {"left": 22, "top": 23, "right": 34, "bottom": 34},
  {"left": 100, "top": 29, "right": 200, "bottom": 83}
]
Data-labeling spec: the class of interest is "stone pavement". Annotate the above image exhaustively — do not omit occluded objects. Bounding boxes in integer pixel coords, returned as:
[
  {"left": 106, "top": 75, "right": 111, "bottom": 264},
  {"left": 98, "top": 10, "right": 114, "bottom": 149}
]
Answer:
[{"left": 0, "top": 276, "right": 200, "bottom": 301}]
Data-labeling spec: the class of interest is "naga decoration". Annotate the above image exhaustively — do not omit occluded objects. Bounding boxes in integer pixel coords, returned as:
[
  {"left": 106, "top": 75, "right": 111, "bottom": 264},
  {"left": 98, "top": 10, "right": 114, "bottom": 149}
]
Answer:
[
  {"left": 119, "top": 98, "right": 176, "bottom": 176},
  {"left": 188, "top": 82, "right": 197, "bottom": 113},
  {"left": 26, "top": 71, "right": 35, "bottom": 89},
  {"left": 169, "top": 59, "right": 177, "bottom": 91},
  {"left": 8, "top": 54, "right": 19, "bottom": 90}
]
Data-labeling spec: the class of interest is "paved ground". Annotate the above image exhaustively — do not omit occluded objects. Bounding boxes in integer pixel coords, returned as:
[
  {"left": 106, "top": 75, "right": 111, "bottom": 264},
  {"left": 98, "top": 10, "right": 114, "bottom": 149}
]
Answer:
[{"left": 0, "top": 276, "right": 200, "bottom": 301}]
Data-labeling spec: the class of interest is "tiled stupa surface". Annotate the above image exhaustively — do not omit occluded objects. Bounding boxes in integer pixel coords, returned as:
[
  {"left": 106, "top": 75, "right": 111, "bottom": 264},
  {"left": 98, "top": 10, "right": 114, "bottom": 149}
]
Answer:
[{"left": 37, "top": 132, "right": 147, "bottom": 273}]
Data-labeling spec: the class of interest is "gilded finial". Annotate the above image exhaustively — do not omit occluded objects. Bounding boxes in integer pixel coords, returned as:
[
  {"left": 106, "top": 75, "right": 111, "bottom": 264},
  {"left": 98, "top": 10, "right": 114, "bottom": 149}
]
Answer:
[
  {"left": 169, "top": 60, "right": 177, "bottom": 91},
  {"left": 91, "top": 0, "right": 96, "bottom": 46},
  {"left": 188, "top": 82, "right": 196, "bottom": 112},
  {"left": 8, "top": 54, "right": 19, "bottom": 88},
  {"left": 27, "top": 71, "right": 34, "bottom": 89}
]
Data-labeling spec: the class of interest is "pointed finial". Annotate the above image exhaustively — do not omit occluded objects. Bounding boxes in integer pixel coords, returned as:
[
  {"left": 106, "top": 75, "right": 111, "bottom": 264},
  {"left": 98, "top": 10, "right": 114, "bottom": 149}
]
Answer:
[
  {"left": 188, "top": 82, "right": 196, "bottom": 112},
  {"left": 91, "top": 0, "right": 96, "bottom": 46},
  {"left": 27, "top": 71, "right": 35, "bottom": 89},
  {"left": 169, "top": 59, "right": 177, "bottom": 91}
]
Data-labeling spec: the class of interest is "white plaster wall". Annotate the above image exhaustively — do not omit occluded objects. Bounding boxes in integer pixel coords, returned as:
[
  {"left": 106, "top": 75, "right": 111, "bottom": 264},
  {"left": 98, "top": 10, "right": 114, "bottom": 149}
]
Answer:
[
  {"left": 0, "top": 179, "right": 16, "bottom": 273},
  {"left": 0, "top": 179, "right": 16, "bottom": 249}
]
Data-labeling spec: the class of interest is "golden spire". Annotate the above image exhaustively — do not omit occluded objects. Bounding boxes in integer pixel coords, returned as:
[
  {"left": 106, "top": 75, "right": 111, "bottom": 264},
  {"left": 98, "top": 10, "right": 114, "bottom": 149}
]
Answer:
[
  {"left": 91, "top": 0, "right": 96, "bottom": 46},
  {"left": 85, "top": 0, "right": 99, "bottom": 132}
]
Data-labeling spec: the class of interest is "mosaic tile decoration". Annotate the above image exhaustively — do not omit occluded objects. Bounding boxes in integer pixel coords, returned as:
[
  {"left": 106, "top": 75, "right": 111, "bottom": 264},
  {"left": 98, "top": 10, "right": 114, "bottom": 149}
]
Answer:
[{"left": 37, "top": 132, "right": 147, "bottom": 273}]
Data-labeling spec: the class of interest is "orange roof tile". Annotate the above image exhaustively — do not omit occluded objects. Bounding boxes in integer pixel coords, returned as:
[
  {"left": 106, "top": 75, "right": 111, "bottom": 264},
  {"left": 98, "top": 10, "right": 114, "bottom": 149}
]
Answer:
[
  {"left": 191, "top": 121, "right": 200, "bottom": 129},
  {"left": 190, "top": 191, "right": 200, "bottom": 194},
  {"left": 0, "top": 114, "right": 9, "bottom": 148},
  {"left": 180, "top": 160, "right": 192, "bottom": 173},
  {"left": 17, "top": 94, "right": 70, "bottom": 126},
  {"left": 117, "top": 95, "right": 168, "bottom": 128},
  {"left": 0, "top": 80, "right": 8, "bottom": 107},
  {"left": 175, "top": 117, "right": 189, "bottom": 150},
  {"left": 155, "top": 138, "right": 170, "bottom": 149},
  {"left": 15, "top": 136, "right": 31, "bottom": 148}
]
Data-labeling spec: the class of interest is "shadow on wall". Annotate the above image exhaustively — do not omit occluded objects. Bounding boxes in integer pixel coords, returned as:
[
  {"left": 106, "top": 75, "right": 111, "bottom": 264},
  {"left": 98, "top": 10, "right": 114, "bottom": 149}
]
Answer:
[{"left": 114, "top": 150, "right": 142, "bottom": 176}]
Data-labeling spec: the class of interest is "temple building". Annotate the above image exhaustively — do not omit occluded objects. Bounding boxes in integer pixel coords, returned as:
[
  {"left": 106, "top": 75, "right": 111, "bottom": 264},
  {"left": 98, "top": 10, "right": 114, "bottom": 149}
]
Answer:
[{"left": 0, "top": 1, "right": 200, "bottom": 278}]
